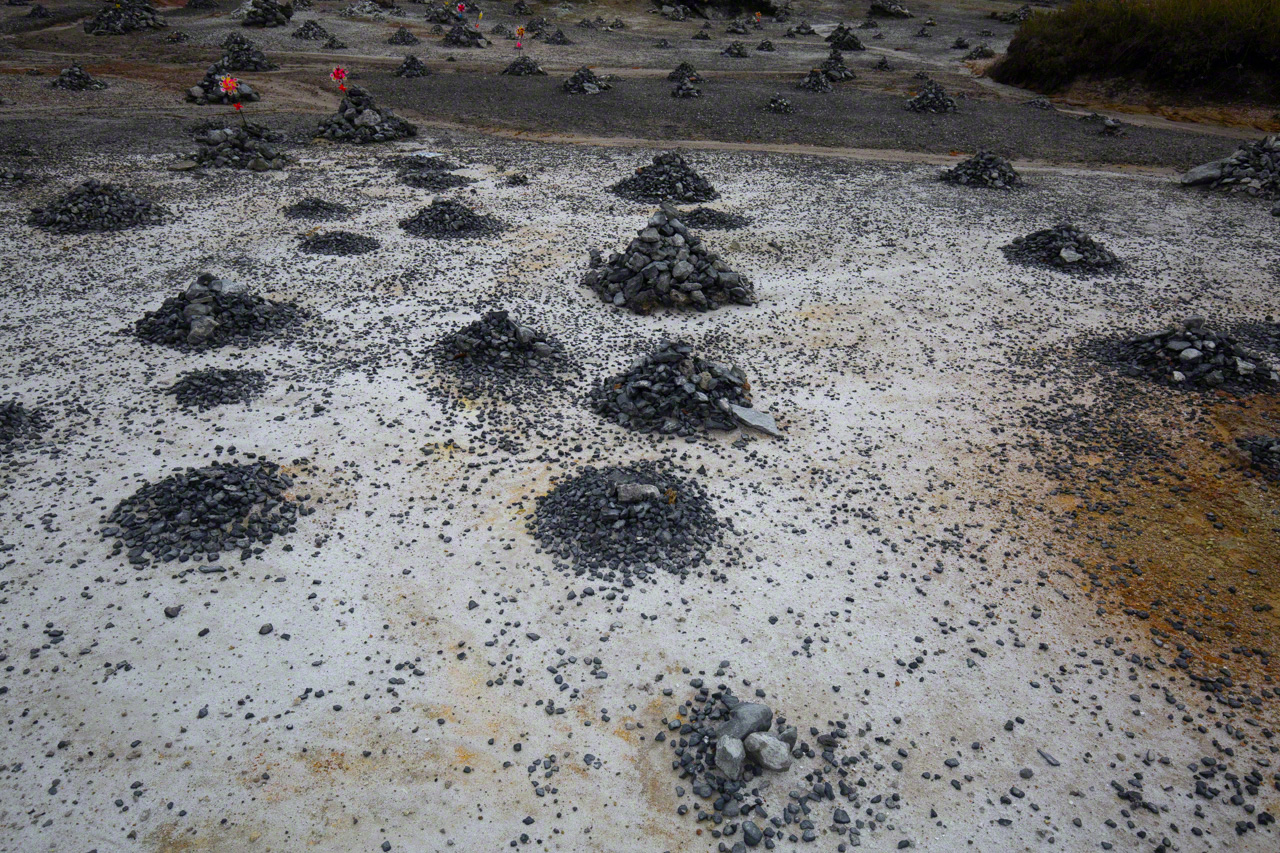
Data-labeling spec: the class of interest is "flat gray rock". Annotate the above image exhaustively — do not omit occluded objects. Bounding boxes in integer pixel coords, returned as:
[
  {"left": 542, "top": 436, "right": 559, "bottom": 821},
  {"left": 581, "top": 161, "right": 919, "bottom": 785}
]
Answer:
[
  {"left": 1181, "top": 160, "right": 1226, "bottom": 185},
  {"left": 730, "top": 404, "right": 781, "bottom": 437}
]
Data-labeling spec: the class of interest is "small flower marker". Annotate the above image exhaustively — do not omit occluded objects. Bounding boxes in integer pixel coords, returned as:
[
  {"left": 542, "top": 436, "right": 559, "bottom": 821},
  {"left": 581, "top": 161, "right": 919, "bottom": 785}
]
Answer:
[{"left": 330, "top": 66, "right": 347, "bottom": 92}]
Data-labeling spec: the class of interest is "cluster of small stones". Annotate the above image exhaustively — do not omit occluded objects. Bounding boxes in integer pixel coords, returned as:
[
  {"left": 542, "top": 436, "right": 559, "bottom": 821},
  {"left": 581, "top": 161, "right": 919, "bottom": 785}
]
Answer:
[
  {"left": 1001, "top": 223, "right": 1119, "bottom": 273},
  {"left": 785, "top": 21, "right": 816, "bottom": 37},
  {"left": 527, "top": 460, "right": 728, "bottom": 585},
  {"left": 100, "top": 459, "right": 306, "bottom": 569},
  {"left": 299, "top": 231, "right": 379, "bottom": 256},
  {"left": 825, "top": 23, "right": 865, "bottom": 52},
  {"left": 869, "top": 0, "right": 914, "bottom": 18},
  {"left": 502, "top": 56, "right": 545, "bottom": 76},
  {"left": 611, "top": 152, "right": 718, "bottom": 204},
  {"left": 796, "top": 70, "right": 833, "bottom": 94},
  {"left": 163, "top": 368, "right": 267, "bottom": 412},
  {"left": 672, "top": 77, "right": 701, "bottom": 98},
  {"left": 443, "top": 23, "right": 486, "bottom": 47},
  {"left": 1104, "top": 318, "right": 1277, "bottom": 391},
  {"left": 906, "top": 81, "right": 957, "bottom": 113},
  {"left": 725, "top": 19, "right": 749, "bottom": 35},
  {"left": 965, "top": 44, "right": 996, "bottom": 60},
  {"left": 0, "top": 400, "right": 44, "bottom": 448},
  {"left": 51, "top": 62, "right": 107, "bottom": 91},
  {"left": 187, "top": 67, "right": 261, "bottom": 105},
  {"left": 316, "top": 86, "right": 417, "bottom": 143},
  {"left": 134, "top": 273, "right": 303, "bottom": 350},
  {"left": 722, "top": 41, "right": 748, "bottom": 59},
  {"left": 1182, "top": 135, "right": 1280, "bottom": 199},
  {"left": 588, "top": 339, "right": 753, "bottom": 436},
  {"left": 940, "top": 151, "right": 1020, "bottom": 190},
  {"left": 428, "top": 309, "right": 569, "bottom": 398},
  {"left": 544, "top": 29, "right": 574, "bottom": 46},
  {"left": 562, "top": 67, "right": 610, "bottom": 94},
  {"left": 692, "top": 30, "right": 710, "bottom": 41},
  {"left": 1026, "top": 96, "right": 1055, "bottom": 110},
  {"left": 584, "top": 203, "right": 754, "bottom": 314},
  {"left": 83, "top": 0, "right": 165, "bottom": 35},
  {"left": 189, "top": 123, "right": 286, "bottom": 171},
  {"left": 26, "top": 3, "right": 49, "bottom": 18},
  {"left": 678, "top": 208, "right": 750, "bottom": 230},
  {"left": 291, "top": 19, "right": 328, "bottom": 40},
  {"left": 388, "top": 25, "right": 419, "bottom": 45},
  {"left": 1237, "top": 436, "right": 1280, "bottom": 475},
  {"left": 873, "top": 55, "right": 893, "bottom": 71},
  {"left": 28, "top": 180, "right": 167, "bottom": 233},
  {"left": 167, "top": 30, "right": 191, "bottom": 43},
  {"left": 219, "top": 33, "right": 277, "bottom": 71},
  {"left": 765, "top": 95, "right": 794, "bottom": 113},
  {"left": 821, "top": 49, "right": 855, "bottom": 82},
  {"left": 338, "top": 0, "right": 401, "bottom": 19},
  {"left": 993, "top": 3, "right": 1034, "bottom": 24},
  {"left": 395, "top": 55, "right": 428, "bottom": 78},
  {"left": 323, "top": 35, "right": 348, "bottom": 49},
  {"left": 398, "top": 198, "right": 505, "bottom": 238},
  {"left": 242, "top": 0, "right": 292, "bottom": 27},
  {"left": 668, "top": 62, "right": 700, "bottom": 84},
  {"left": 281, "top": 197, "right": 349, "bottom": 220},
  {"left": 755, "top": 39, "right": 773, "bottom": 52}
]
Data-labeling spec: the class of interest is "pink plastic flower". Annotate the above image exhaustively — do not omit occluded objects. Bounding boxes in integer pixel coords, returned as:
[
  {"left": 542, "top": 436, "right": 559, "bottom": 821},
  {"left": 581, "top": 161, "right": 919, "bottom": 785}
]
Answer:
[
  {"left": 330, "top": 66, "right": 347, "bottom": 92},
  {"left": 218, "top": 75, "right": 239, "bottom": 95}
]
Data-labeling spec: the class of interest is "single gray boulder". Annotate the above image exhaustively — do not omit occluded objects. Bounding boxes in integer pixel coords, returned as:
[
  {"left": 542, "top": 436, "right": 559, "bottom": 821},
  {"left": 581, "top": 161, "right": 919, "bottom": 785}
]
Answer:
[
  {"left": 715, "top": 702, "right": 773, "bottom": 740},
  {"left": 730, "top": 404, "right": 781, "bottom": 437},
  {"left": 745, "top": 732, "right": 793, "bottom": 771},
  {"left": 1182, "top": 160, "right": 1227, "bottom": 185},
  {"left": 715, "top": 735, "right": 746, "bottom": 779}
]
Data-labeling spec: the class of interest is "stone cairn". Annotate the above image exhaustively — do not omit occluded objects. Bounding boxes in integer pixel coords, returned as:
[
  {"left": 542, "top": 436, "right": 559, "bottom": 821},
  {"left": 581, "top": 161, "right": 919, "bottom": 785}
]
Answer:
[
  {"left": 672, "top": 77, "right": 701, "bottom": 98},
  {"left": 443, "top": 23, "right": 486, "bottom": 46},
  {"left": 1102, "top": 317, "right": 1277, "bottom": 391},
  {"left": 821, "top": 49, "right": 855, "bottom": 82},
  {"left": 502, "top": 56, "right": 546, "bottom": 76},
  {"left": 1001, "top": 223, "right": 1118, "bottom": 272},
  {"left": 84, "top": 0, "right": 166, "bottom": 35},
  {"left": 906, "top": 80, "right": 957, "bottom": 112},
  {"left": 722, "top": 41, "right": 748, "bottom": 58},
  {"left": 825, "top": 23, "right": 865, "bottom": 51},
  {"left": 396, "top": 55, "right": 429, "bottom": 77},
  {"left": 220, "top": 33, "right": 277, "bottom": 71},
  {"left": 242, "top": 0, "right": 292, "bottom": 27},
  {"left": 316, "top": 86, "right": 417, "bottom": 143},
  {"left": 869, "top": 0, "right": 913, "bottom": 18},
  {"left": 282, "top": 197, "right": 350, "bottom": 220},
  {"left": 765, "top": 94, "right": 794, "bottom": 113},
  {"left": 993, "top": 3, "right": 1033, "bottom": 24},
  {"left": 398, "top": 198, "right": 505, "bottom": 238},
  {"left": 668, "top": 62, "right": 700, "bottom": 84},
  {"left": 133, "top": 273, "right": 304, "bottom": 350},
  {"left": 388, "top": 24, "right": 419, "bottom": 44},
  {"left": 389, "top": 153, "right": 473, "bottom": 190},
  {"left": 163, "top": 368, "right": 267, "bottom": 412},
  {"left": 427, "top": 309, "right": 570, "bottom": 399},
  {"left": 611, "top": 151, "right": 718, "bottom": 204},
  {"left": 51, "top": 62, "right": 107, "bottom": 91},
  {"left": 756, "top": 39, "right": 775, "bottom": 51},
  {"left": 562, "top": 67, "right": 610, "bottom": 94},
  {"left": 691, "top": 30, "right": 709, "bottom": 41},
  {"left": 29, "top": 180, "right": 167, "bottom": 233},
  {"left": 796, "top": 69, "right": 833, "bottom": 93},
  {"left": 544, "top": 29, "right": 574, "bottom": 45},
  {"left": 323, "top": 35, "right": 347, "bottom": 49},
  {"left": 583, "top": 203, "right": 754, "bottom": 314},
  {"left": 965, "top": 44, "right": 996, "bottom": 60},
  {"left": 291, "top": 19, "right": 328, "bottom": 40},
  {"left": 299, "top": 231, "right": 379, "bottom": 255},
  {"left": 189, "top": 123, "right": 287, "bottom": 171},
  {"left": 187, "top": 67, "right": 260, "bottom": 105},
  {"left": 940, "top": 151, "right": 1019, "bottom": 189},
  {"left": 1182, "top": 136, "right": 1280, "bottom": 199}
]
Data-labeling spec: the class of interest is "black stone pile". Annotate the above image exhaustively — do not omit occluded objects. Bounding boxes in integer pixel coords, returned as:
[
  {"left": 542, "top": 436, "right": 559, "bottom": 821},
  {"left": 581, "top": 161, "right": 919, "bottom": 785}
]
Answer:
[
  {"left": 323, "top": 35, "right": 347, "bottom": 48},
  {"left": 952, "top": 37, "right": 969, "bottom": 49},
  {"left": 316, "top": 86, "right": 417, "bottom": 143},
  {"left": 611, "top": 152, "right": 718, "bottom": 204},
  {"left": 756, "top": 40, "right": 774, "bottom": 51},
  {"left": 0, "top": 400, "right": 45, "bottom": 448},
  {"left": 242, "top": 0, "right": 292, "bottom": 27},
  {"left": 906, "top": 80, "right": 957, "bottom": 112},
  {"left": 764, "top": 94, "right": 794, "bottom": 113},
  {"left": 544, "top": 29, "right": 573, "bottom": 45},
  {"left": 722, "top": 41, "right": 748, "bottom": 58},
  {"left": 562, "top": 66, "right": 610, "bottom": 94},
  {"left": 527, "top": 459, "right": 727, "bottom": 584},
  {"left": 29, "top": 180, "right": 167, "bottom": 233},
  {"left": 1237, "top": 436, "right": 1280, "bottom": 474},
  {"left": 870, "top": 0, "right": 913, "bottom": 17},
  {"left": 994, "top": 3, "right": 1033, "bottom": 24},
  {"left": 679, "top": 207, "right": 750, "bottom": 230},
  {"left": 299, "top": 231, "right": 378, "bottom": 255},
  {"left": 873, "top": 55, "right": 893, "bottom": 71},
  {"left": 668, "top": 62, "right": 700, "bottom": 83},
  {"left": 134, "top": 273, "right": 303, "bottom": 350},
  {"left": 588, "top": 340, "right": 753, "bottom": 435},
  {"left": 1026, "top": 96, "right": 1054, "bottom": 110},
  {"left": 1102, "top": 318, "right": 1276, "bottom": 391},
  {"left": 291, "top": 19, "right": 328, "bottom": 39},
  {"left": 502, "top": 55, "right": 545, "bottom": 75},
  {"left": 51, "top": 62, "right": 107, "bottom": 91},
  {"left": 1001, "top": 222, "right": 1118, "bottom": 273},
  {"left": 965, "top": 44, "right": 996, "bottom": 60},
  {"left": 796, "top": 69, "right": 832, "bottom": 93},
  {"left": 26, "top": 4, "right": 49, "bottom": 17},
  {"left": 821, "top": 49, "right": 855, "bottom": 82},
  {"left": 190, "top": 123, "right": 287, "bottom": 171},
  {"left": 785, "top": 21, "right": 816, "bottom": 36},
  {"left": 726, "top": 19, "right": 749, "bottom": 35},
  {"left": 443, "top": 23, "right": 485, "bottom": 46},
  {"left": 101, "top": 459, "right": 304, "bottom": 568},
  {"left": 220, "top": 33, "right": 277, "bottom": 71},
  {"left": 84, "top": 0, "right": 166, "bottom": 35},
  {"left": 163, "top": 368, "right": 267, "bottom": 411},
  {"left": 672, "top": 77, "right": 700, "bottom": 98},
  {"left": 282, "top": 197, "right": 349, "bottom": 220},
  {"left": 427, "top": 309, "right": 569, "bottom": 398},
  {"left": 691, "top": 30, "right": 709, "bottom": 40},
  {"left": 388, "top": 25, "right": 419, "bottom": 44},
  {"left": 825, "top": 23, "right": 865, "bottom": 51},
  {"left": 187, "top": 67, "right": 261, "bottom": 105},
  {"left": 396, "top": 54, "right": 429, "bottom": 77},
  {"left": 940, "top": 151, "right": 1019, "bottom": 189},
  {"left": 398, "top": 198, "right": 504, "bottom": 238},
  {"left": 1182, "top": 136, "right": 1280, "bottom": 199},
  {"left": 583, "top": 203, "right": 753, "bottom": 313}
]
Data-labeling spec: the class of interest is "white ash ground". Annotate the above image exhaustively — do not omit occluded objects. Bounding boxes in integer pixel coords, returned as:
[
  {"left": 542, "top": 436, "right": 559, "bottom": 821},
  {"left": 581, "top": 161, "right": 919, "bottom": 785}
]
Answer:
[{"left": 0, "top": 135, "right": 1277, "bottom": 853}]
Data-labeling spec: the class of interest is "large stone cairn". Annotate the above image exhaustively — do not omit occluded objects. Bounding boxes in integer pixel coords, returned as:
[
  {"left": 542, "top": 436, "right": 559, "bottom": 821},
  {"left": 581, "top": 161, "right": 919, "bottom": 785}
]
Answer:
[
  {"left": 906, "top": 80, "right": 957, "bottom": 112},
  {"left": 291, "top": 19, "right": 329, "bottom": 39},
  {"left": 316, "top": 86, "right": 417, "bottom": 143},
  {"left": 220, "top": 33, "right": 277, "bottom": 71},
  {"left": 190, "top": 123, "right": 287, "bottom": 171},
  {"left": 825, "top": 23, "right": 865, "bottom": 51},
  {"left": 563, "top": 67, "right": 610, "bottom": 94},
  {"left": 1106, "top": 318, "right": 1277, "bottom": 391},
  {"left": 1182, "top": 136, "right": 1280, "bottom": 199},
  {"left": 52, "top": 62, "right": 108, "bottom": 91},
  {"left": 133, "top": 273, "right": 303, "bottom": 350},
  {"left": 869, "top": 0, "right": 913, "bottom": 18},
  {"left": 940, "top": 151, "right": 1019, "bottom": 189},
  {"left": 29, "top": 180, "right": 167, "bottom": 233},
  {"left": 398, "top": 198, "right": 505, "bottom": 238},
  {"left": 1001, "top": 223, "right": 1118, "bottom": 272},
  {"left": 796, "top": 69, "right": 833, "bottom": 93},
  {"left": 84, "top": 0, "right": 166, "bottom": 35},
  {"left": 502, "top": 55, "right": 546, "bottom": 76},
  {"left": 611, "top": 151, "right": 718, "bottom": 204},
  {"left": 821, "top": 49, "right": 855, "bottom": 82},
  {"left": 187, "top": 67, "right": 261, "bottom": 105},
  {"left": 583, "top": 203, "right": 754, "bottom": 314},
  {"left": 588, "top": 340, "right": 753, "bottom": 435},
  {"left": 242, "top": 0, "right": 292, "bottom": 27},
  {"left": 396, "top": 54, "right": 429, "bottom": 77}
]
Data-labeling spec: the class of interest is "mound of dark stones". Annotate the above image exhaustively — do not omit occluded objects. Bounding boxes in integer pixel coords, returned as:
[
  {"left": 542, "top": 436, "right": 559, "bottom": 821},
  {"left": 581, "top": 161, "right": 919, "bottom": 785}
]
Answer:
[
  {"left": 299, "top": 231, "right": 379, "bottom": 255},
  {"left": 316, "top": 86, "right": 417, "bottom": 143},
  {"left": 190, "top": 123, "right": 286, "bottom": 170},
  {"left": 796, "top": 69, "right": 832, "bottom": 93},
  {"left": 544, "top": 29, "right": 573, "bottom": 45},
  {"left": 134, "top": 273, "right": 303, "bottom": 350},
  {"left": 1182, "top": 135, "right": 1280, "bottom": 199},
  {"left": 388, "top": 24, "right": 418, "bottom": 44},
  {"left": 1102, "top": 318, "right": 1276, "bottom": 391},
  {"left": 84, "top": 0, "right": 166, "bottom": 35},
  {"left": 396, "top": 54, "right": 429, "bottom": 77},
  {"left": 101, "top": 459, "right": 304, "bottom": 568},
  {"left": 0, "top": 400, "right": 45, "bottom": 447},
  {"left": 825, "top": 23, "right": 865, "bottom": 51},
  {"left": 952, "top": 37, "right": 969, "bottom": 49},
  {"left": 29, "top": 180, "right": 167, "bottom": 233},
  {"left": 398, "top": 198, "right": 504, "bottom": 238},
  {"left": 26, "top": 3, "right": 49, "bottom": 17},
  {"left": 527, "top": 459, "right": 727, "bottom": 584},
  {"left": 323, "top": 35, "right": 347, "bottom": 48},
  {"left": 757, "top": 39, "right": 774, "bottom": 51},
  {"left": 443, "top": 23, "right": 485, "bottom": 46},
  {"left": 906, "top": 80, "right": 956, "bottom": 112},
  {"left": 993, "top": 3, "right": 1033, "bottom": 24},
  {"left": 940, "top": 151, "right": 1019, "bottom": 189},
  {"left": 282, "top": 197, "right": 349, "bottom": 220},
  {"left": 52, "top": 62, "right": 107, "bottom": 91},
  {"left": 502, "top": 56, "right": 545, "bottom": 75},
  {"left": 243, "top": 0, "right": 292, "bottom": 27},
  {"left": 563, "top": 66, "right": 610, "bottom": 94},
  {"left": 691, "top": 30, "right": 709, "bottom": 40},
  {"left": 427, "top": 309, "right": 569, "bottom": 397},
  {"left": 679, "top": 207, "right": 750, "bottom": 230},
  {"left": 764, "top": 94, "right": 794, "bottom": 113},
  {"left": 588, "top": 339, "right": 755, "bottom": 436},
  {"left": 785, "top": 21, "right": 816, "bottom": 36},
  {"left": 220, "top": 33, "right": 277, "bottom": 71},
  {"left": 291, "top": 19, "right": 328, "bottom": 39},
  {"left": 725, "top": 19, "right": 748, "bottom": 35},
  {"left": 668, "top": 62, "right": 700, "bottom": 83},
  {"left": 965, "top": 44, "right": 996, "bottom": 60},
  {"left": 399, "top": 166, "right": 472, "bottom": 190},
  {"left": 869, "top": 0, "right": 913, "bottom": 17},
  {"left": 163, "top": 368, "right": 267, "bottom": 411},
  {"left": 1026, "top": 96, "right": 1054, "bottom": 110},
  {"left": 583, "top": 203, "right": 753, "bottom": 314},
  {"left": 672, "top": 78, "right": 700, "bottom": 98},
  {"left": 1237, "top": 436, "right": 1280, "bottom": 474},
  {"left": 722, "top": 41, "right": 747, "bottom": 58},
  {"left": 611, "top": 151, "right": 718, "bottom": 204},
  {"left": 187, "top": 66, "right": 261, "bottom": 105},
  {"left": 822, "top": 49, "right": 855, "bottom": 81},
  {"left": 874, "top": 55, "right": 893, "bottom": 71},
  {"left": 1001, "top": 223, "right": 1118, "bottom": 273}
]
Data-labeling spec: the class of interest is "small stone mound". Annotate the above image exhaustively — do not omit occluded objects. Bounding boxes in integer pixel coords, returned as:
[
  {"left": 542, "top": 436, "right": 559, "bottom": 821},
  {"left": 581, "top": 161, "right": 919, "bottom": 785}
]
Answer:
[
  {"left": 1026, "top": 96, "right": 1055, "bottom": 110},
  {"left": 611, "top": 151, "right": 718, "bottom": 204},
  {"left": 821, "top": 49, "right": 855, "bottom": 81},
  {"left": 398, "top": 199, "right": 505, "bottom": 238},
  {"left": 679, "top": 207, "right": 750, "bottom": 230},
  {"left": 1101, "top": 318, "right": 1276, "bottom": 391},
  {"left": 785, "top": 21, "right": 815, "bottom": 36},
  {"left": 134, "top": 273, "right": 304, "bottom": 350},
  {"left": 242, "top": 0, "right": 292, "bottom": 27},
  {"left": 1237, "top": 436, "right": 1280, "bottom": 474},
  {"left": 29, "top": 179, "right": 167, "bottom": 234},
  {"left": 993, "top": 3, "right": 1033, "bottom": 24},
  {"left": 527, "top": 459, "right": 728, "bottom": 584},
  {"left": 825, "top": 23, "right": 865, "bottom": 51},
  {"left": 725, "top": 19, "right": 749, "bottom": 35},
  {"left": 316, "top": 86, "right": 417, "bottom": 143},
  {"left": 26, "top": 4, "right": 50, "bottom": 17},
  {"left": 84, "top": 0, "right": 166, "bottom": 35},
  {"left": 873, "top": 55, "right": 893, "bottom": 71},
  {"left": 721, "top": 41, "right": 747, "bottom": 58},
  {"left": 691, "top": 30, "right": 709, "bottom": 41},
  {"left": 388, "top": 24, "right": 419, "bottom": 44},
  {"left": 282, "top": 197, "right": 349, "bottom": 220},
  {"left": 101, "top": 459, "right": 304, "bottom": 569},
  {"left": 668, "top": 62, "right": 700, "bottom": 83},
  {"left": 163, "top": 368, "right": 267, "bottom": 411},
  {"left": 796, "top": 69, "right": 832, "bottom": 93},
  {"left": 187, "top": 66, "right": 261, "bottom": 105},
  {"left": 167, "top": 30, "right": 191, "bottom": 43},
  {"left": 502, "top": 55, "right": 546, "bottom": 76},
  {"left": 443, "top": 23, "right": 486, "bottom": 47},
  {"left": 323, "top": 35, "right": 348, "bottom": 49},
  {"left": 869, "top": 0, "right": 913, "bottom": 18},
  {"left": 951, "top": 37, "right": 970, "bottom": 49},
  {"left": 51, "top": 62, "right": 108, "bottom": 91},
  {"left": 427, "top": 309, "right": 570, "bottom": 398},
  {"left": 299, "top": 231, "right": 379, "bottom": 255},
  {"left": 220, "top": 33, "right": 277, "bottom": 71},
  {"left": 398, "top": 167, "right": 472, "bottom": 190},
  {"left": 764, "top": 94, "right": 794, "bottom": 113},
  {"left": 914, "top": 24, "right": 932, "bottom": 37},
  {"left": 1001, "top": 223, "right": 1118, "bottom": 273},
  {"left": 291, "top": 19, "right": 328, "bottom": 39},
  {"left": 544, "top": 28, "right": 573, "bottom": 45},
  {"left": 672, "top": 78, "right": 701, "bottom": 98},
  {"left": 396, "top": 54, "right": 429, "bottom": 77},
  {"left": 562, "top": 66, "right": 611, "bottom": 94},
  {"left": 905, "top": 80, "right": 956, "bottom": 112},
  {"left": 964, "top": 44, "right": 996, "bottom": 60},
  {"left": 756, "top": 40, "right": 775, "bottom": 52},
  {"left": 0, "top": 400, "right": 45, "bottom": 447},
  {"left": 189, "top": 123, "right": 287, "bottom": 171},
  {"left": 1182, "top": 136, "right": 1280, "bottom": 199},
  {"left": 940, "top": 151, "right": 1019, "bottom": 190},
  {"left": 654, "top": 38, "right": 671, "bottom": 48},
  {"left": 583, "top": 203, "right": 754, "bottom": 314}
]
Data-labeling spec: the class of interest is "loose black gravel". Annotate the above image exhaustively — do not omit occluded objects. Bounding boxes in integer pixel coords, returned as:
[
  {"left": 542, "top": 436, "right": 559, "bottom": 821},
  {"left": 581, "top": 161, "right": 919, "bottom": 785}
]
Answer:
[
  {"left": 28, "top": 179, "right": 168, "bottom": 233},
  {"left": 398, "top": 199, "right": 505, "bottom": 238},
  {"left": 298, "top": 231, "right": 380, "bottom": 256},
  {"left": 162, "top": 368, "right": 268, "bottom": 411}
]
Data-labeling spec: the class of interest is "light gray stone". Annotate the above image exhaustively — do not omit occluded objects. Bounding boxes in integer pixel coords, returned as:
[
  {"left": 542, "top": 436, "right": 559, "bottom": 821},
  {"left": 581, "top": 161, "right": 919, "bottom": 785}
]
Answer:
[
  {"left": 715, "top": 735, "right": 746, "bottom": 780},
  {"left": 1182, "top": 160, "right": 1227, "bottom": 185},
  {"left": 744, "top": 732, "right": 793, "bottom": 771},
  {"left": 187, "top": 316, "right": 218, "bottom": 344},
  {"left": 715, "top": 702, "right": 773, "bottom": 740},
  {"left": 730, "top": 404, "right": 782, "bottom": 437},
  {"left": 615, "top": 483, "right": 662, "bottom": 503}
]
